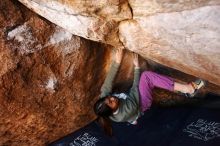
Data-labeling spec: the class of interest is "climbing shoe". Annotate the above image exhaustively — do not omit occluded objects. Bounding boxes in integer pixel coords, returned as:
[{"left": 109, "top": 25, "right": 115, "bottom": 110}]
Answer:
[{"left": 185, "top": 79, "right": 206, "bottom": 98}]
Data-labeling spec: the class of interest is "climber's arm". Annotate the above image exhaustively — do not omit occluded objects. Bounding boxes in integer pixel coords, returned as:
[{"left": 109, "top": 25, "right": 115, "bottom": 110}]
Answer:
[
  {"left": 131, "top": 53, "right": 140, "bottom": 89},
  {"left": 100, "top": 48, "right": 123, "bottom": 98}
]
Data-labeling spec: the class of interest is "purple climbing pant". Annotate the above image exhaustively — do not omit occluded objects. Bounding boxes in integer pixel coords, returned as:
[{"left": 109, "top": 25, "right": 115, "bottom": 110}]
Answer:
[{"left": 139, "top": 71, "right": 174, "bottom": 112}]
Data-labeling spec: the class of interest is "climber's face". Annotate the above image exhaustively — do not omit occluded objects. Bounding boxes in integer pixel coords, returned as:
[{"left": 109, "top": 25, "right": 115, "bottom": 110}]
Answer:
[{"left": 105, "top": 96, "right": 119, "bottom": 112}]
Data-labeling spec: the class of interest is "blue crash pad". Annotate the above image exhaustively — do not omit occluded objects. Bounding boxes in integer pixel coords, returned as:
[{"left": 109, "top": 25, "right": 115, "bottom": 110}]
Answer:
[{"left": 49, "top": 94, "right": 220, "bottom": 146}]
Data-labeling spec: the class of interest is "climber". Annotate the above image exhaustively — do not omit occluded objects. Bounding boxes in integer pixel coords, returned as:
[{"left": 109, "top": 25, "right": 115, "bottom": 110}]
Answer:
[{"left": 94, "top": 48, "right": 206, "bottom": 136}]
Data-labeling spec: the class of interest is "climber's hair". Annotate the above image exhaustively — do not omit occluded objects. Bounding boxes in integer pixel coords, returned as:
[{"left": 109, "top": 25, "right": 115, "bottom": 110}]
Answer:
[
  {"left": 94, "top": 96, "right": 114, "bottom": 136},
  {"left": 94, "top": 97, "right": 113, "bottom": 117}
]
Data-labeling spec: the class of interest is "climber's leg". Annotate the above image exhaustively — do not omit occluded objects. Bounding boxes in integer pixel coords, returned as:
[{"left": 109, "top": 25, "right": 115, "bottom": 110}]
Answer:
[{"left": 139, "top": 71, "right": 174, "bottom": 112}]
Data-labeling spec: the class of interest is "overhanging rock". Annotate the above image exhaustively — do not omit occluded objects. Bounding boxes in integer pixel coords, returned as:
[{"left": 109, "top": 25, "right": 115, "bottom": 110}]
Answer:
[
  {"left": 18, "top": 0, "right": 220, "bottom": 85},
  {"left": 18, "top": 0, "right": 132, "bottom": 47}
]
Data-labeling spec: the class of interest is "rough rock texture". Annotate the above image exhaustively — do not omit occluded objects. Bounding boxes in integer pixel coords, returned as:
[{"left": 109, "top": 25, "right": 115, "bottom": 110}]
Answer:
[
  {"left": 119, "top": 2, "right": 220, "bottom": 86},
  {"left": 18, "top": 0, "right": 132, "bottom": 47},
  {"left": 18, "top": 0, "right": 220, "bottom": 86},
  {"left": 0, "top": 1, "right": 112, "bottom": 145},
  {"left": 0, "top": 1, "right": 148, "bottom": 145}
]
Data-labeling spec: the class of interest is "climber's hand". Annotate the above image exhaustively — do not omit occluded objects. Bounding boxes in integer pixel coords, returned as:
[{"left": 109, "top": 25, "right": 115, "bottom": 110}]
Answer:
[
  {"left": 114, "top": 47, "right": 123, "bottom": 64},
  {"left": 133, "top": 53, "right": 139, "bottom": 68}
]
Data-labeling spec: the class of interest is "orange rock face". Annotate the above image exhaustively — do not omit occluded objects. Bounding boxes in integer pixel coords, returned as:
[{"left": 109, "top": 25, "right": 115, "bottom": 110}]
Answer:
[{"left": 0, "top": 0, "right": 111, "bottom": 145}]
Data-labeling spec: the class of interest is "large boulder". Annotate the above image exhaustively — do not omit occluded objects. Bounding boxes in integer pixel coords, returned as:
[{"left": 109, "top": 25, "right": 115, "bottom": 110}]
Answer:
[
  {"left": 17, "top": 0, "right": 132, "bottom": 47},
  {"left": 18, "top": 0, "right": 220, "bottom": 86},
  {"left": 0, "top": 1, "right": 112, "bottom": 145},
  {"left": 120, "top": 0, "right": 220, "bottom": 85},
  {"left": 0, "top": 0, "right": 220, "bottom": 145}
]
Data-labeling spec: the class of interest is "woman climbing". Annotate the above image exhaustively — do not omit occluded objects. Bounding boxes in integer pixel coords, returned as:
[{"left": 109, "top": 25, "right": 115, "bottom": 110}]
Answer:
[{"left": 94, "top": 48, "right": 206, "bottom": 136}]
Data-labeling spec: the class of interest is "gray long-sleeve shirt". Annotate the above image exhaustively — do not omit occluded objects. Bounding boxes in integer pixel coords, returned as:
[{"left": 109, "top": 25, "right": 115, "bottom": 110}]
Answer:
[{"left": 100, "top": 61, "right": 141, "bottom": 123}]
